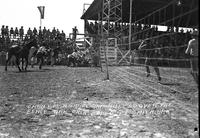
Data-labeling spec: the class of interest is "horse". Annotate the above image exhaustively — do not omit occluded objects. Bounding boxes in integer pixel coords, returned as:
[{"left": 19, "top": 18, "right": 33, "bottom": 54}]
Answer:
[{"left": 5, "top": 38, "right": 38, "bottom": 71}]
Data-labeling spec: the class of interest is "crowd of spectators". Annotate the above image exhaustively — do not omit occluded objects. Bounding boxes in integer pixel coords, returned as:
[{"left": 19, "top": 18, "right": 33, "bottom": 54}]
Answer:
[
  {"left": 85, "top": 20, "right": 197, "bottom": 59},
  {"left": 0, "top": 25, "right": 66, "bottom": 51}
]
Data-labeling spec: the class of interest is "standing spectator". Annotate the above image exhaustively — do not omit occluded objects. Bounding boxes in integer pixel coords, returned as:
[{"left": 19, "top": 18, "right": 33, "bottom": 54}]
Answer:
[
  {"left": 61, "top": 30, "right": 66, "bottom": 41},
  {"left": 185, "top": 30, "right": 198, "bottom": 85},
  {"left": 27, "top": 28, "right": 33, "bottom": 38},
  {"left": 52, "top": 27, "right": 57, "bottom": 38},
  {"left": 5, "top": 26, "right": 9, "bottom": 36},
  {"left": 14, "top": 27, "right": 19, "bottom": 38},
  {"left": 1, "top": 25, "right": 5, "bottom": 37},
  {"left": 46, "top": 29, "right": 51, "bottom": 40},
  {"left": 19, "top": 26, "right": 24, "bottom": 40},
  {"left": 43, "top": 27, "right": 47, "bottom": 38},
  {"left": 38, "top": 26, "right": 43, "bottom": 41},
  {"left": 10, "top": 27, "right": 14, "bottom": 38},
  {"left": 72, "top": 26, "right": 78, "bottom": 41},
  {"left": 33, "top": 27, "right": 38, "bottom": 36}
]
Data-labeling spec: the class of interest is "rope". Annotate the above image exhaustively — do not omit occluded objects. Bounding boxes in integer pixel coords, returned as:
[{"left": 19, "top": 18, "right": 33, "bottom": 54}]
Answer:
[
  {"left": 116, "top": 67, "right": 196, "bottom": 94},
  {"left": 123, "top": 64, "right": 196, "bottom": 87},
  {"left": 134, "top": 57, "right": 191, "bottom": 61}
]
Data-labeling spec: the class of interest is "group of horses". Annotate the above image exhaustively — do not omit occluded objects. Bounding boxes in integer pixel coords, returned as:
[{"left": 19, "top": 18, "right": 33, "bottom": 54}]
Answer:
[{"left": 4, "top": 38, "right": 91, "bottom": 72}]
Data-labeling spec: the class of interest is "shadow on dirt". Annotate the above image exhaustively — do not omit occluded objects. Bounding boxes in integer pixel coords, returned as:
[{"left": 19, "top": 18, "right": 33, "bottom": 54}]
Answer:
[
  {"left": 14, "top": 69, "right": 51, "bottom": 73},
  {"left": 159, "top": 82, "right": 181, "bottom": 86}
]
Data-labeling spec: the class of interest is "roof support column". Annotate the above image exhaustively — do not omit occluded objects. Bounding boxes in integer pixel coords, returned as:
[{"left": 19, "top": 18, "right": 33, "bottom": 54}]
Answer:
[{"left": 129, "top": 0, "right": 133, "bottom": 65}]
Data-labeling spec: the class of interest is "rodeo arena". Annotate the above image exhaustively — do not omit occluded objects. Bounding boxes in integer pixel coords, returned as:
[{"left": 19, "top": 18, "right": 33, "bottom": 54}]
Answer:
[{"left": 0, "top": 0, "right": 199, "bottom": 137}]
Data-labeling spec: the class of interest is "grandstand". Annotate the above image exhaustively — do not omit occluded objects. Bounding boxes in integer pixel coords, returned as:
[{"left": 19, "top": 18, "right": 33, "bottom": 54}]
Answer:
[
  {"left": 81, "top": 0, "right": 198, "bottom": 88},
  {"left": 81, "top": 0, "right": 198, "bottom": 66}
]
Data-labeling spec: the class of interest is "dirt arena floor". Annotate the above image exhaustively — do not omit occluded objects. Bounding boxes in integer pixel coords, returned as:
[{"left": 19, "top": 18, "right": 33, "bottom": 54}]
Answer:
[{"left": 0, "top": 65, "right": 198, "bottom": 138}]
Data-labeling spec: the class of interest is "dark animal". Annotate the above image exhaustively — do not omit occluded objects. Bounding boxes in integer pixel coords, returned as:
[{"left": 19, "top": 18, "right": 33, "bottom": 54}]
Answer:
[{"left": 5, "top": 38, "right": 38, "bottom": 71}]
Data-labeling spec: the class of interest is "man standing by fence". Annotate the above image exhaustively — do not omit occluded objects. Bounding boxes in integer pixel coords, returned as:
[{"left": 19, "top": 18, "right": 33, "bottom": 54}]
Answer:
[
  {"left": 72, "top": 26, "right": 78, "bottom": 41},
  {"left": 185, "top": 30, "right": 198, "bottom": 85}
]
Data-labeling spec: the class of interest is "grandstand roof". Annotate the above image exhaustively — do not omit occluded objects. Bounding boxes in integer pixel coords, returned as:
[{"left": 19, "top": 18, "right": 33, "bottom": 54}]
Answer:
[{"left": 81, "top": 0, "right": 198, "bottom": 28}]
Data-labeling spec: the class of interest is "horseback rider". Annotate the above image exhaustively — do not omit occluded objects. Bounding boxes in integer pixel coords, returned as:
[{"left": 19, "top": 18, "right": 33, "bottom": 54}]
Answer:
[
  {"left": 36, "top": 42, "right": 47, "bottom": 69},
  {"left": 37, "top": 45, "right": 46, "bottom": 54}
]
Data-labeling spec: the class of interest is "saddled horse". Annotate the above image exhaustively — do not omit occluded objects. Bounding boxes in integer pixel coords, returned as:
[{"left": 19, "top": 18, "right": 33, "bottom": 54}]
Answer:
[{"left": 5, "top": 38, "right": 38, "bottom": 71}]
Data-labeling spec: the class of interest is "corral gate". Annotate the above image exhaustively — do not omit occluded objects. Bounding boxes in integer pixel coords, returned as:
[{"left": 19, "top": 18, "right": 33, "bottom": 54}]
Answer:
[{"left": 100, "top": 38, "right": 117, "bottom": 65}]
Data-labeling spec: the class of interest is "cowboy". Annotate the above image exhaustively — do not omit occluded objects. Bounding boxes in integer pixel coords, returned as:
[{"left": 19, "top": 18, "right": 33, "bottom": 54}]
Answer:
[
  {"left": 185, "top": 30, "right": 198, "bottom": 85},
  {"left": 138, "top": 39, "right": 161, "bottom": 81},
  {"left": 72, "top": 26, "right": 78, "bottom": 41}
]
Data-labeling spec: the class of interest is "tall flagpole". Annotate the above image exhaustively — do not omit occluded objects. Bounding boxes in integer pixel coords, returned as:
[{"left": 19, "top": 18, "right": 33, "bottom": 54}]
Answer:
[
  {"left": 38, "top": 6, "right": 45, "bottom": 29},
  {"left": 40, "top": 17, "right": 42, "bottom": 28}
]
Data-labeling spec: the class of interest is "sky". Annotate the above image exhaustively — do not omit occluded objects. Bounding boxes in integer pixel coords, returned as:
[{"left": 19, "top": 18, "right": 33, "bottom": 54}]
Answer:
[{"left": 0, "top": 0, "right": 93, "bottom": 37}]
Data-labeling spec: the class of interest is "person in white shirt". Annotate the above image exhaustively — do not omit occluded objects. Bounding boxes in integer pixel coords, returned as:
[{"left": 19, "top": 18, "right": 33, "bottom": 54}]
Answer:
[{"left": 185, "top": 30, "right": 198, "bottom": 85}]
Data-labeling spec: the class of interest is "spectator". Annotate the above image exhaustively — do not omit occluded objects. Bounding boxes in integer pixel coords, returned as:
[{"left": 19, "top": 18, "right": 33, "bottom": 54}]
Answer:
[
  {"left": 52, "top": 27, "right": 57, "bottom": 37},
  {"left": 38, "top": 26, "right": 43, "bottom": 40},
  {"left": 10, "top": 27, "right": 14, "bottom": 38},
  {"left": 27, "top": 28, "right": 33, "bottom": 38},
  {"left": 1, "top": 25, "right": 5, "bottom": 37},
  {"left": 61, "top": 30, "right": 66, "bottom": 41},
  {"left": 33, "top": 27, "right": 37, "bottom": 36},
  {"left": 5, "top": 26, "right": 9, "bottom": 36},
  {"left": 72, "top": 26, "right": 78, "bottom": 41},
  {"left": 43, "top": 27, "right": 47, "bottom": 38},
  {"left": 19, "top": 26, "right": 24, "bottom": 39},
  {"left": 14, "top": 27, "right": 18, "bottom": 38}
]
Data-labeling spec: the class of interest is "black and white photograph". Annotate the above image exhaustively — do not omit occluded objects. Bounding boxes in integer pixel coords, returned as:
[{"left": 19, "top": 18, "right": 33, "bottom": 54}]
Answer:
[{"left": 0, "top": 0, "right": 199, "bottom": 137}]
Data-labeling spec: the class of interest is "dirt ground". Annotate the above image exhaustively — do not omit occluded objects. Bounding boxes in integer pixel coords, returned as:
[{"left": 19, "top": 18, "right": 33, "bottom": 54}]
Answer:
[{"left": 0, "top": 65, "right": 198, "bottom": 138}]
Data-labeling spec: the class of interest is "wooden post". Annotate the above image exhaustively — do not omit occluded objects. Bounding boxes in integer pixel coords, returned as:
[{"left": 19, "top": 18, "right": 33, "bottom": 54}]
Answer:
[{"left": 129, "top": 0, "right": 133, "bottom": 65}]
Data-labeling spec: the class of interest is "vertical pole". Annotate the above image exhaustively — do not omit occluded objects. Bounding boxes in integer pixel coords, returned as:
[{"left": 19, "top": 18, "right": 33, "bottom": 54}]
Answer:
[
  {"left": 105, "top": 0, "right": 110, "bottom": 80},
  {"left": 101, "top": 1, "right": 104, "bottom": 72},
  {"left": 40, "top": 17, "right": 42, "bottom": 28},
  {"left": 98, "top": 13, "right": 103, "bottom": 72},
  {"left": 129, "top": 0, "right": 133, "bottom": 65},
  {"left": 101, "top": 0, "right": 110, "bottom": 80},
  {"left": 104, "top": 39, "right": 109, "bottom": 80}
]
